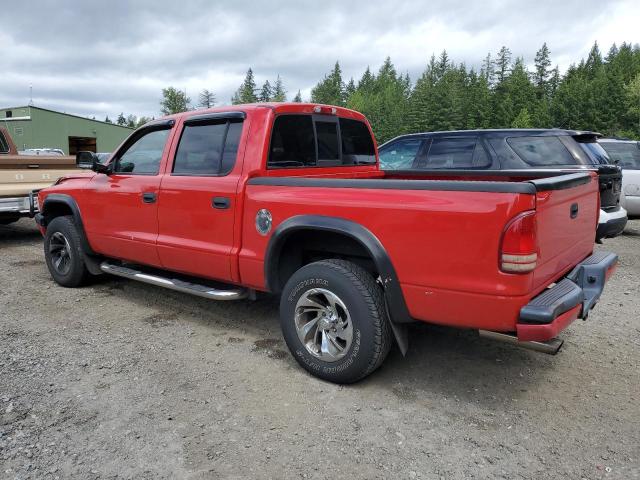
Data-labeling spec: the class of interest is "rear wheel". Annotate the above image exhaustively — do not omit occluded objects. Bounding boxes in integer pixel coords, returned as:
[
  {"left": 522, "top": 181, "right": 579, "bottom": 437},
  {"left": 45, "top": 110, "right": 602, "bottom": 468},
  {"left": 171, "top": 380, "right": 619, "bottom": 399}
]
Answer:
[
  {"left": 44, "top": 216, "right": 89, "bottom": 287},
  {"left": 280, "top": 259, "right": 392, "bottom": 383}
]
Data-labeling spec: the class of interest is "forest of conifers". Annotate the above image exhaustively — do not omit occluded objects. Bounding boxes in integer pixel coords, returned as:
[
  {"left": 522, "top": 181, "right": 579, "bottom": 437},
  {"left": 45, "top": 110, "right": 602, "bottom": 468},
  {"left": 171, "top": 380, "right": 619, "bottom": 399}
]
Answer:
[{"left": 231, "top": 42, "right": 640, "bottom": 143}]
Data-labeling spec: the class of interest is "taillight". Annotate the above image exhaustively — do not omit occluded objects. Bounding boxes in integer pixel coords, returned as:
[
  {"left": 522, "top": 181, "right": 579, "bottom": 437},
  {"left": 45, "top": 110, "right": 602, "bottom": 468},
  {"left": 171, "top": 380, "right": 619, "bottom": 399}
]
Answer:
[{"left": 500, "top": 211, "right": 538, "bottom": 273}]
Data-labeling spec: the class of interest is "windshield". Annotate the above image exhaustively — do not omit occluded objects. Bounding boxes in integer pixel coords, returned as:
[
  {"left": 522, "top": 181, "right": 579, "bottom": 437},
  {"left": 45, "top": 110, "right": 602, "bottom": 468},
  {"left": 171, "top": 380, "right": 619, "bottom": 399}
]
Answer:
[
  {"left": 579, "top": 142, "right": 611, "bottom": 165},
  {"left": 599, "top": 142, "right": 640, "bottom": 170}
]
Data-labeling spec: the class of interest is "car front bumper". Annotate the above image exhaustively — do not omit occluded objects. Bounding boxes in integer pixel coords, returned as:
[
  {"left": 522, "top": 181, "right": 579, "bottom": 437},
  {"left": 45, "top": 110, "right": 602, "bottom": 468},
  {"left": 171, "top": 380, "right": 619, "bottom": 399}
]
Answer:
[{"left": 516, "top": 251, "right": 618, "bottom": 342}]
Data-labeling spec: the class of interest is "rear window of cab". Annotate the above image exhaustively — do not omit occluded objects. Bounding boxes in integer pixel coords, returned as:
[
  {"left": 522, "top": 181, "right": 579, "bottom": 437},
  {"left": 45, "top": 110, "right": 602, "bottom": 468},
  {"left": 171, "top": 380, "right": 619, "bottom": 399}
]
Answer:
[{"left": 268, "top": 114, "right": 375, "bottom": 168}]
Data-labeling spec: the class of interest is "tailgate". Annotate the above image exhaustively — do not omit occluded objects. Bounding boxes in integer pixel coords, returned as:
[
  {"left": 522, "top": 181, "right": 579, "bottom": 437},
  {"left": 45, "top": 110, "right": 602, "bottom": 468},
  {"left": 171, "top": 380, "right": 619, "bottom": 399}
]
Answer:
[
  {"left": 529, "top": 172, "right": 599, "bottom": 292},
  {"left": 0, "top": 168, "right": 75, "bottom": 197},
  {"left": 596, "top": 164, "right": 623, "bottom": 210}
]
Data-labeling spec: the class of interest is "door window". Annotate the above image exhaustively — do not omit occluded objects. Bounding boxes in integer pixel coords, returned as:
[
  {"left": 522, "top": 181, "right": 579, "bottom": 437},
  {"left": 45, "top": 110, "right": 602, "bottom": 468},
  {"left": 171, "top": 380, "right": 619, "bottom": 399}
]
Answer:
[
  {"left": 173, "top": 120, "right": 243, "bottom": 176},
  {"left": 114, "top": 129, "right": 170, "bottom": 175},
  {"left": 378, "top": 139, "right": 424, "bottom": 170}
]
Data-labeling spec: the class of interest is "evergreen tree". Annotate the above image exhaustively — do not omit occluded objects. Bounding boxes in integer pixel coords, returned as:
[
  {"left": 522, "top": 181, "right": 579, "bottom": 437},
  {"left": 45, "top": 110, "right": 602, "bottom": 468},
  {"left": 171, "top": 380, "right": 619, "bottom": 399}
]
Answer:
[
  {"left": 494, "top": 46, "right": 512, "bottom": 84},
  {"left": 512, "top": 107, "right": 533, "bottom": 128},
  {"left": 116, "top": 112, "right": 126, "bottom": 125},
  {"left": 272, "top": 76, "right": 286, "bottom": 102},
  {"left": 232, "top": 69, "right": 258, "bottom": 104},
  {"left": 160, "top": 87, "right": 190, "bottom": 115},
  {"left": 311, "top": 62, "right": 345, "bottom": 105},
  {"left": 126, "top": 114, "right": 137, "bottom": 128},
  {"left": 625, "top": 73, "right": 640, "bottom": 136},
  {"left": 259, "top": 80, "right": 273, "bottom": 102},
  {"left": 585, "top": 42, "right": 603, "bottom": 78},
  {"left": 293, "top": 90, "right": 303, "bottom": 102},
  {"left": 198, "top": 89, "right": 216, "bottom": 108},
  {"left": 268, "top": 43, "right": 640, "bottom": 141},
  {"left": 481, "top": 53, "right": 494, "bottom": 87},
  {"left": 345, "top": 78, "right": 356, "bottom": 99},
  {"left": 534, "top": 43, "right": 552, "bottom": 97},
  {"left": 104, "top": 116, "right": 112, "bottom": 124}
]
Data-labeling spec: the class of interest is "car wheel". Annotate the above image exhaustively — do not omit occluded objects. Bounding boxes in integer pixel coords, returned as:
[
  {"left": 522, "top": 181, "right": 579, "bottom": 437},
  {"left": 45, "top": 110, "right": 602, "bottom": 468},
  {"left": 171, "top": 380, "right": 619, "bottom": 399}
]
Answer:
[
  {"left": 44, "top": 215, "right": 89, "bottom": 287},
  {"left": 280, "top": 259, "right": 392, "bottom": 383}
]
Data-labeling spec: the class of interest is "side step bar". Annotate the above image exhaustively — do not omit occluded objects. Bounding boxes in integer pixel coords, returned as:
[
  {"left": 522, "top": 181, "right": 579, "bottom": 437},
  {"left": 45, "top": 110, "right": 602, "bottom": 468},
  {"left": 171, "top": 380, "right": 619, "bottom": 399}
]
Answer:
[
  {"left": 100, "top": 262, "right": 248, "bottom": 301},
  {"left": 479, "top": 330, "right": 563, "bottom": 355}
]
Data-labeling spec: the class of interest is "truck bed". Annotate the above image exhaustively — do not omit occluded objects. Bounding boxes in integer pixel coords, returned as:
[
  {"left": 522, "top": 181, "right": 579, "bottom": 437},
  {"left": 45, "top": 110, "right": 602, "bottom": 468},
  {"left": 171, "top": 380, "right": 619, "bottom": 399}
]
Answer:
[{"left": 241, "top": 170, "right": 599, "bottom": 332}]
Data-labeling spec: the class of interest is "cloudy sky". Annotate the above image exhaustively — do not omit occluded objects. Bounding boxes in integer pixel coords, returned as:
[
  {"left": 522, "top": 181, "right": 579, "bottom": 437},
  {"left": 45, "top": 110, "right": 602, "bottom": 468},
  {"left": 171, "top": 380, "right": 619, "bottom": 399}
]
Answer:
[{"left": 1, "top": 0, "right": 638, "bottom": 121}]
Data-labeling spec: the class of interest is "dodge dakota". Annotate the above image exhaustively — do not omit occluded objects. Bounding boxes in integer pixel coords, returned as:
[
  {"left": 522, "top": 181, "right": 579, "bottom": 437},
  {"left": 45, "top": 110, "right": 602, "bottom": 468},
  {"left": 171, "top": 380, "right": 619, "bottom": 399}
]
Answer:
[{"left": 35, "top": 103, "right": 617, "bottom": 383}]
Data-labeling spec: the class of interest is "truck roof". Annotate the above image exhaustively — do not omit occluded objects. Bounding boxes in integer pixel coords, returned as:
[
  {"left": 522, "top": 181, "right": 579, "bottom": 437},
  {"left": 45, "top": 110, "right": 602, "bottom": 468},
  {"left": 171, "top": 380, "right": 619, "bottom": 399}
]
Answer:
[
  {"left": 144, "top": 103, "right": 368, "bottom": 126},
  {"left": 381, "top": 128, "right": 603, "bottom": 147}
]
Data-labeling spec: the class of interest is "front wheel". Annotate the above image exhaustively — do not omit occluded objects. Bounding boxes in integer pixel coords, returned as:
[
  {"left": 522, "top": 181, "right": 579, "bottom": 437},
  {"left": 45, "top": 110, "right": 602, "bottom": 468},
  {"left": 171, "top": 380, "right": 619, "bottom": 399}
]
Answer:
[
  {"left": 44, "top": 216, "right": 89, "bottom": 287},
  {"left": 280, "top": 259, "right": 392, "bottom": 383}
]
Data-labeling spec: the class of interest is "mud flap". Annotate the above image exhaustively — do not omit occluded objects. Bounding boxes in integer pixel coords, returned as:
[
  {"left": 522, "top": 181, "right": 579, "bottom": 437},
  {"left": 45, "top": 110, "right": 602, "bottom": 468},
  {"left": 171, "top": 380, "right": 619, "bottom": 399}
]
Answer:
[{"left": 385, "top": 299, "right": 409, "bottom": 356}]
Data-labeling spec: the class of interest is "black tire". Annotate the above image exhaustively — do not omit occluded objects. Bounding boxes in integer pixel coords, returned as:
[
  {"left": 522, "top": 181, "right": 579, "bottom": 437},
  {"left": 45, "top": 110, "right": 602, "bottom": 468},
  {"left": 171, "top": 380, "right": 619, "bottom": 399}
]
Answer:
[
  {"left": 280, "top": 259, "right": 392, "bottom": 383},
  {"left": 44, "top": 215, "right": 89, "bottom": 287}
]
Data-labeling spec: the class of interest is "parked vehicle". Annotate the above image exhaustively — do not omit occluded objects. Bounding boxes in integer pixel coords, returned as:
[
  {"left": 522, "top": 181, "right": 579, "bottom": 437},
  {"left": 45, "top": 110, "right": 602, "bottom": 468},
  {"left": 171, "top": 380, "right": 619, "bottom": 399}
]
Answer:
[
  {"left": 35, "top": 104, "right": 617, "bottom": 383},
  {"left": 379, "top": 129, "right": 627, "bottom": 241},
  {"left": 0, "top": 126, "right": 89, "bottom": 225},
  {"left": 20, "top": 148, "right": 65, "bottom": 156},
  {"left": 598, "top": 138, "right": 640, "bottom": 219}
]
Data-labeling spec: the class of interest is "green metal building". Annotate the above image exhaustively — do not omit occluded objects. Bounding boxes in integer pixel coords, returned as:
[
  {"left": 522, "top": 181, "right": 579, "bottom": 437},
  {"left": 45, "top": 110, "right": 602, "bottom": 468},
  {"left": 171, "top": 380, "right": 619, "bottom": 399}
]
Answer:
[{"left": 0, "top": 105, "right": 133, "bottom": 155}]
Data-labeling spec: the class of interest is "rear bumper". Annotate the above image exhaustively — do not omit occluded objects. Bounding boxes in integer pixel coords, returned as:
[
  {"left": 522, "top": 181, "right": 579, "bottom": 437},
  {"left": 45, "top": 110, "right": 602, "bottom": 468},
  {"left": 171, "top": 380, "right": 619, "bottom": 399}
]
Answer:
[
  {"left": 596, "top": 207, "right": 627, "bottom": 240},
  {"left": 517, "top": 251, "right": 617, "bottom": 341}
]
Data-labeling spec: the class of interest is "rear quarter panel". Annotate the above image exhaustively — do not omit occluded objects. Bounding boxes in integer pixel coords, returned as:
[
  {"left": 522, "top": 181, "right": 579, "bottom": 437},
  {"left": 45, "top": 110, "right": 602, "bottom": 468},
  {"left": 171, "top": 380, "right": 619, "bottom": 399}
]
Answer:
[{"left": 239, "top": 184, "right": 537, "bottom": 330}]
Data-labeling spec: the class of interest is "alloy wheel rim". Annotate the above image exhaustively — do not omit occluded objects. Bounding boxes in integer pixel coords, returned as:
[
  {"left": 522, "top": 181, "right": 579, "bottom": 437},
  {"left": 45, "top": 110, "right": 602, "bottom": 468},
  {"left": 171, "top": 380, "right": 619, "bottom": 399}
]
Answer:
[
  {"left": 49, "top": 232, "right": 72, "bottom": 276},
  {"left": 294, "top": 288, "right": 353, "bottom": 362}
]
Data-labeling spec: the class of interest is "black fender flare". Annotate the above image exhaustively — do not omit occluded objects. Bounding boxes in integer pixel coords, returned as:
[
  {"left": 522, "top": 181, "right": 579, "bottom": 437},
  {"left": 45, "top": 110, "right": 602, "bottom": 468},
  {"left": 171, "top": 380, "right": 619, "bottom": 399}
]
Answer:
[
  {"left": 265, "top": 215, "right": 413, "bottom": 328},
  {"left": 41, "top": 193, "right": 96, "bottom": 257}
]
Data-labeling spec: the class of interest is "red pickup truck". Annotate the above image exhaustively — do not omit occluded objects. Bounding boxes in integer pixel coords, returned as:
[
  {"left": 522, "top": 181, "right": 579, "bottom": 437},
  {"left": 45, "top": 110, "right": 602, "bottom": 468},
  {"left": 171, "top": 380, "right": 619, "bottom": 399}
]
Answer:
[{"left": 35, "top": 103, "right": 617, "bottom": 383}]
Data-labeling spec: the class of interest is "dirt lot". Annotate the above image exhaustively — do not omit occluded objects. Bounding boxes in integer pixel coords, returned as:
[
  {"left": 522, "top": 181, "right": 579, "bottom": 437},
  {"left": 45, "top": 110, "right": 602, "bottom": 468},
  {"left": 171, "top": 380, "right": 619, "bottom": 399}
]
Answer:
[{"left": 0, "top": 219, "right": 638, "bottom": 479}]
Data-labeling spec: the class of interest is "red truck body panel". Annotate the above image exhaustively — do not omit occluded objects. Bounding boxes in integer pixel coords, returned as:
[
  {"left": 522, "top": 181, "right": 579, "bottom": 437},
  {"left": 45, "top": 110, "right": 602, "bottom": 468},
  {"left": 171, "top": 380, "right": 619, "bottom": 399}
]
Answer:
[{"left": 37, "top": 103, "right": 606, "bottom": 337}]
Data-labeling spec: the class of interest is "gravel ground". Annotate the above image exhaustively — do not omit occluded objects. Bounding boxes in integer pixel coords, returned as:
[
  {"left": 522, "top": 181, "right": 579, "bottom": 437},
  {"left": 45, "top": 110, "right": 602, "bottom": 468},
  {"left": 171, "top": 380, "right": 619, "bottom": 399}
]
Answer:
[{"left": 1, "top": 219, "right": 638, "bottom": 479}]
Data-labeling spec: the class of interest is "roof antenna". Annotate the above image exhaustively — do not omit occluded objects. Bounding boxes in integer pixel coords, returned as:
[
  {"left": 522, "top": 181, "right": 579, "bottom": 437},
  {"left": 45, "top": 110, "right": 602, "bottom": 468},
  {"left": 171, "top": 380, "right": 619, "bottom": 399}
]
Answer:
[{"left": 28, "top": 83, "right": 34, "bottom": 106}]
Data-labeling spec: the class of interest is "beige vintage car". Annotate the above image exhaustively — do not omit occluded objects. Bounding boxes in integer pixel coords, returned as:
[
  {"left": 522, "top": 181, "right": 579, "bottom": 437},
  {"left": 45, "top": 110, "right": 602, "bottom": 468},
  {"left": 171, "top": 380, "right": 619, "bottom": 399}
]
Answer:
[{"left": 0, "top": 126, "right": 90, "bottom": 225}]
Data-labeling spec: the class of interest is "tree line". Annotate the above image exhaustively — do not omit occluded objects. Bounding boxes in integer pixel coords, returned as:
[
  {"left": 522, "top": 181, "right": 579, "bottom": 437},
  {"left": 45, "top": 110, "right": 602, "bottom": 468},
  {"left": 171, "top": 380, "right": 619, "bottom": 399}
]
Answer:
[{"left": 107, "top": 42, "right": 640, "bottom": 142}]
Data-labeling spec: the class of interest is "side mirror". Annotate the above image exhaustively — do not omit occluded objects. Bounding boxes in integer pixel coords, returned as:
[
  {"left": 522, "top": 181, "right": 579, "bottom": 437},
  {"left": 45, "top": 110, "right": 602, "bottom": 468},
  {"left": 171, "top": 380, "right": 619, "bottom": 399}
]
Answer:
[
  {"left": 92, "top": 158, "right": 111, "bottom": 174},
  {"left": 76, "top": 151, "right": 97, "bottom": 169}
]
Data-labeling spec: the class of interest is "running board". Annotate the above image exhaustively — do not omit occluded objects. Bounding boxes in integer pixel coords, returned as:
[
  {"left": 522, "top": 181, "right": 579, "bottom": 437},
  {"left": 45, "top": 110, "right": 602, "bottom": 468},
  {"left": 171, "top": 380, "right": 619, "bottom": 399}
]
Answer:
[
  {"left": 478, "top": 330, "right": 563, "bottom": 355},
  {"left": 99, "top": 262, "right": 248, "bottom": 301}
]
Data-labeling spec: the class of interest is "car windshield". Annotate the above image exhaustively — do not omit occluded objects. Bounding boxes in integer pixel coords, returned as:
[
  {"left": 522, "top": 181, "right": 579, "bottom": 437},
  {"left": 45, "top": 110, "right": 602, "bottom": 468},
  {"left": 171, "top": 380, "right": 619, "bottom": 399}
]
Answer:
[
  {"left": 579, "top": 142, "right": 612, "bottom": 165},
  {"left": 599, "top": 142, "right": 640, "bottom": 170}
]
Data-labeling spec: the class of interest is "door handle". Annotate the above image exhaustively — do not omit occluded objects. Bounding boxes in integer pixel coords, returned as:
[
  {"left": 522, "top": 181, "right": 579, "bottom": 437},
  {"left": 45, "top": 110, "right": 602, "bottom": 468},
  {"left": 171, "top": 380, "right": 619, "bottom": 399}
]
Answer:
[
  {"left": 142, "top": 192, "right": 157, "bottom": 204},
  {"left": 570, "top": 203, "right": 579, "bottom": 219},
  {"left": 212, "top": 197, "right": 231, "bottom": 209}
]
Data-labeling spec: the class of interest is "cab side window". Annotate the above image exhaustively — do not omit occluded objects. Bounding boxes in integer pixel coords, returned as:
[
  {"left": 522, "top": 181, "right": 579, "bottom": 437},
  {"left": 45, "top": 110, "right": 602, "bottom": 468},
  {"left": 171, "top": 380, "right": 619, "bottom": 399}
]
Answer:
[
  {"left": 379, "top": 139, "right": 424, "bottom": 170},
  {"left": 114, "top": 129, "right": 170, "bottom": 175}
]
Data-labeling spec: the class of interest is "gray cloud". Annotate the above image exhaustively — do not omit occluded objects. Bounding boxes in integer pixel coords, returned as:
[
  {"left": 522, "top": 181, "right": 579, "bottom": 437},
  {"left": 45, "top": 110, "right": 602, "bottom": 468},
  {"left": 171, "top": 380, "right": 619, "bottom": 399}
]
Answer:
[{"left": 1, "top": 0, "right": 637, "bottom": 119}]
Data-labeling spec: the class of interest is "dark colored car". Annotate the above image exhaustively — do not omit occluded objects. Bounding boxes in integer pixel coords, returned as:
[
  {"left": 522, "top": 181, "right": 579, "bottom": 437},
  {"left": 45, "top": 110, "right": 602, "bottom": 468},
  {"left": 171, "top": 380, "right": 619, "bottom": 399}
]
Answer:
[{"left": 379, "top": 129, "right": 626, "bottom": 241}]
